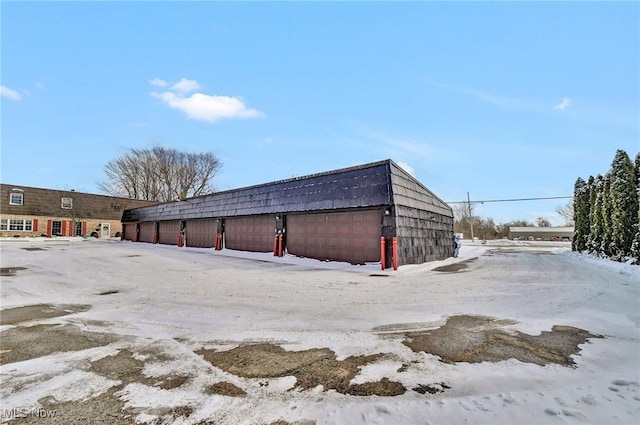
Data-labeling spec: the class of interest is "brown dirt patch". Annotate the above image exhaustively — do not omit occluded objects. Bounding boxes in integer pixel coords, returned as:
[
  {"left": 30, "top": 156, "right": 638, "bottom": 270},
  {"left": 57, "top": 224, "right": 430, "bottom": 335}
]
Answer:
[
  {"left": 196, "top": 343, "right": 384, "bottom": 394},
  {"left": 89, "top": 349, "right": 151, "bottom": 385},
  {"left": 412, "top": 382, "right": 450, "bottom": 394},
  {"left": 206, "top": 381, "right": 247, "bottom": 397},
  {"left": 5, "top": 391, "right": 139, "bottom": 425},
  {"left": 403, "top": 315, "right": 602, "bottom": 366},
  {"left": 0, "top": 303, "right": 91, "bottom": 325},
  {"left": 0, "top": 324, "right": 116, "bottom": 365},
  {"left": 157, "top": 375, "right": 190, "bottom": 390},
  {"left": 347, "top": 378, "right": 405, "bottom": 396}
]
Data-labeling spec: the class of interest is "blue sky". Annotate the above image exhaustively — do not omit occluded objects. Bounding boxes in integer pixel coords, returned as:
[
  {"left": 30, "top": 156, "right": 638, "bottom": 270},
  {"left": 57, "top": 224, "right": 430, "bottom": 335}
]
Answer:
[{"left": 2, "top": 1, "right": 638, "bottom": 225}]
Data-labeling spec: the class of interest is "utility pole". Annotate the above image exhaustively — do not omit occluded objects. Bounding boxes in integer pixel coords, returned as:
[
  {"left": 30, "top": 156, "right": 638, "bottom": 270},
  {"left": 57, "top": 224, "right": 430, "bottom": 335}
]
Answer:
[{"left": 467, "top": 192, "right": 474, "bottom": 241}]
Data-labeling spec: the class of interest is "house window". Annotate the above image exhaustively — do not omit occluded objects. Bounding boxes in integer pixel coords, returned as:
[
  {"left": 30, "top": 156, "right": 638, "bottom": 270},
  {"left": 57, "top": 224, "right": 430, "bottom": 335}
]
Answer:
[
  {"left": 51, "top": 221, "right": 62, "bottom": 236},
  {"left": 1, "top": 219, "right": 33, "bottom": 231},
  {"left": 74, "top": 221, "right": 83, "bottom": 236},
  {"left": 61, "top": 197, "right": 73, "bottom": 209},
  {"left": 9, "top": 192, "right": 23, "bottom": 205}
]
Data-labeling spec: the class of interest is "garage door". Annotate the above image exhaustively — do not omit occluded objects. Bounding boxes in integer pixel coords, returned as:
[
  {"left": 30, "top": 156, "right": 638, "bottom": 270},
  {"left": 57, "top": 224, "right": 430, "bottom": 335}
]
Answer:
[
  {"left": 123, "top": 223, "right": 136, "bottom": 241},
  {"left": 287, "top": 210, "right": 381, "bottom": 264},
  {"left": 225, "top": 215, "right": 274, "bottom": 252},
  {"left": 158, "top": 221, "right": 180, "bottom": 245},
  {"left": 186, "top": 219, "right": 217, "bottom": 248},
  {"left": 139, "top": 222, "right": 155, "bottom": 243}
]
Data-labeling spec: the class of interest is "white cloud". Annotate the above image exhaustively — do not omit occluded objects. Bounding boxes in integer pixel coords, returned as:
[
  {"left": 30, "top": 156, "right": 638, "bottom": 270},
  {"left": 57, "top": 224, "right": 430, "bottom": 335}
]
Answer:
[
  {"left": 150, "top": 77, "right": 263, "bottom": 123},
  {"left": 554, "top": 97, "right": 572, "bottom": 111},
  {"left": 353, "top": 124, "right": 456, "bottom": 164},
  {"left": 149, "top": 78, "right": 168, "bottom": 87},
  {"left": 424, "top": 78, "right": 536, "bottom": 110},
  {"left": 35, "top": 82, "right": 45, "bottom": 90},
  {"left": 151, "top": 91, "right": 263, "bottom": 123},
  {"left": 171, "top": 78, "right": 201, "bottom": 94},
  {"left": 1, "top": 85, "right": 22, "bottom": 101},
  {"left": 258, "top": 137, "right": 275, "bottom": 146},
  {"left": 396, "top": 161, "right": 416, "bottom": 177}
]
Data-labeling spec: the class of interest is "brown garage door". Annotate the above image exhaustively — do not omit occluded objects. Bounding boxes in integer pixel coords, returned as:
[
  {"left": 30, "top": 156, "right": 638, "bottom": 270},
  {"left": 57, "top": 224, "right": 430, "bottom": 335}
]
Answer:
[
  {"left": 123, "top": 223, "right": 136, "bottom": 241},
  {"left": 158, "top": 221, "right": 180, "bottom": 245},
  {"left": 139, "top": 222, "right": 155, "bottom": 243},
  {"left": 186, "top": 219, "right": 217, "bottom": 248},
  {"left": 287, "top": 210, "right": 382, "bottom": 264},
  {"left": 225, "top": 215, "right": 274, "bottom": 252}
]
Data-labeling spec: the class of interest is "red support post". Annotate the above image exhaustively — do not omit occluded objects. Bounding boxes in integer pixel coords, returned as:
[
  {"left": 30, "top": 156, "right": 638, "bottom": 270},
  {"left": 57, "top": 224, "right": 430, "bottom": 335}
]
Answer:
[
  {"left": 273, "top": 235, "right": 278, "bottom": 256},
  {"left": 278, "top": 235, "right": 283, "bottom": 257},
  {"left": 380, "top": 237, "right": 386, "bottom": 270},
  {"left": 152, "top": 233, "right": 158, "bottom": 244},
  {"left": 392, "top": 237, "right": 398, "bottom": 271},
  {"left": 178, "top": 233, "right": 184, "bottom": 247}
]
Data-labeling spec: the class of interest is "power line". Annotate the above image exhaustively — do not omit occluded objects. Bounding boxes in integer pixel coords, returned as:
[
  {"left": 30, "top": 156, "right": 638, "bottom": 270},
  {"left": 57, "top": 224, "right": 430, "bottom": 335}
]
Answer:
[{"left": 447, "top": 195, "right": 573, "bottom": 204}]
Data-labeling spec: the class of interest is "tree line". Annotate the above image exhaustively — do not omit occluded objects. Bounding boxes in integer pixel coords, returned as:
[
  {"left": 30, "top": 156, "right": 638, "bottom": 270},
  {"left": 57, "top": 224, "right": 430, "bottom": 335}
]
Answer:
[
  {"left": 572, "top": 149, "right": 640, "bottom": 263},
  {"left": 453, "top": 205, "right": 568, "bottom": 240}
]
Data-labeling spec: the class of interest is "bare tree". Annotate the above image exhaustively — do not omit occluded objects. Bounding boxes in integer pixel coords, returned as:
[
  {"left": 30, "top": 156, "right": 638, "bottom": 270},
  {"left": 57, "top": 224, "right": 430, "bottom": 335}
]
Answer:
[
  {"left": 99, "top": 147, "right": 222, "bottom": 201},
  {"left": 556, "top": 200, "right": 575, "bottom": 226},
  {"left": 536, "top": 217, "right": 552, "bottom": 227}
]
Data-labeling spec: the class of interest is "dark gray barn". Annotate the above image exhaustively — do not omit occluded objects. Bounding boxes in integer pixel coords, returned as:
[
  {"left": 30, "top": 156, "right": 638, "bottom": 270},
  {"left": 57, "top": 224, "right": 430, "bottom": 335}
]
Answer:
[{"left": 121, "top": 160, "right": 454, "bottom": 268}]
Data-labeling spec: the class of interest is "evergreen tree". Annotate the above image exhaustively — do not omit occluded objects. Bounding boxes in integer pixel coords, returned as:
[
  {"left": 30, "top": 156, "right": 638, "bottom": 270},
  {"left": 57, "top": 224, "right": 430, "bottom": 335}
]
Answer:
[
  {"left": 599, "top": 175, "right": 613, "bottom": 257},
  {"left": 632, "top": 200, "right": 640, "bottom": 264},
  {"left": 635, "top": 152, "right": 640, "bottom": 186},
  {"left": 630, "top": 153, "right": 640, "bottom": 263},
  {"left": 572, "top": 177, "right": 590, "bottom": 252},
  {"left": 607, "top": 150, "right": 638, "bottom": 261},
  {"left": 588, "top": 175, "right": 603, "bottom": 254}
]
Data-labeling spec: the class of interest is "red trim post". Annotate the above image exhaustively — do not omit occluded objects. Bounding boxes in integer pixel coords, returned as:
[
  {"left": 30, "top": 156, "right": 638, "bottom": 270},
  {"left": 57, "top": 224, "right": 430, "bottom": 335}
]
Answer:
[
  {"left": 273, "top": 235, "right": 278, "bottom": 256},
  {"left": 178, "top": 232, "right": 184, "bottom": 247},
  {"left": 392, "top": 237, "right": 398, "bottom": 271},
  {"left": 380, "top": 237, "right": 386, "bottom": 270},
  {"left": 278, "top": 235, "right": 283, "bottom": 257},
  {"left": 152, "top": 233, "right": 158, "bottom": 244}
]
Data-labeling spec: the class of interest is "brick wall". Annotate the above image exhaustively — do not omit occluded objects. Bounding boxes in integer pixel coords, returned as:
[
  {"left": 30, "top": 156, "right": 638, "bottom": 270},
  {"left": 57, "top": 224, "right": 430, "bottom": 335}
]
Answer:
[{"left": 0, "top": 214, "right": 124, "bottom": 238}]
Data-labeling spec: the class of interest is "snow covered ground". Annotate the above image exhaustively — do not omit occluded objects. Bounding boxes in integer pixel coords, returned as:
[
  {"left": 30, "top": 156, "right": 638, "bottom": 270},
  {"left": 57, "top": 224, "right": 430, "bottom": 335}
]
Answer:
[{"left": 0, "top": 237, "right": 638, "bottom": 424}]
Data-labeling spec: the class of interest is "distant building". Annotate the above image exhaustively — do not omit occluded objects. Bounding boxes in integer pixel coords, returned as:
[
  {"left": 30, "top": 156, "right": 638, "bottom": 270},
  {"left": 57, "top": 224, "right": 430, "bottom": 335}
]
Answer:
[
  {"left": 0, "top": 184, "right": 158, "bottom": 238},
  {"left": 509, "top": 226, "right": 574, "bottom": 241},
  {"left": 122, "top": 160, "right": 455, "bottom": 268}
]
